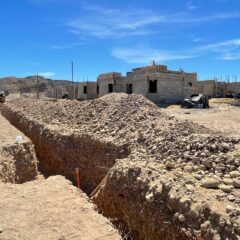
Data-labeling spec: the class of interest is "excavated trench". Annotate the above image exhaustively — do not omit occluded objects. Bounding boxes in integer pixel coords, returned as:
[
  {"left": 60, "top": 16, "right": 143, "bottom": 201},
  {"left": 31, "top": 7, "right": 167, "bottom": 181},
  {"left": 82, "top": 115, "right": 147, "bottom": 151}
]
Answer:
[
  {"left": 3, "top": 104, "right": 240, "bottom": 240},
  {"left": 1, "top": 107, "right": 130, "bottom": 195},
  {"left": 1, "top": 106, "right": 136, "bottom": 239},
  {"left": 1, "top": 106, "right": 190, "bottom": 240}
]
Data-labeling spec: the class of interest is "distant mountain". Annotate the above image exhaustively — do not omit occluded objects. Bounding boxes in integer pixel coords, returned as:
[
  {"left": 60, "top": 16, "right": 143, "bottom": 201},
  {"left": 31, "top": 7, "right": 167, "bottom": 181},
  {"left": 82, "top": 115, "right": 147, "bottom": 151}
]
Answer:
[{"left": 0, "top": 76, "right": 72, "bottom": 94}]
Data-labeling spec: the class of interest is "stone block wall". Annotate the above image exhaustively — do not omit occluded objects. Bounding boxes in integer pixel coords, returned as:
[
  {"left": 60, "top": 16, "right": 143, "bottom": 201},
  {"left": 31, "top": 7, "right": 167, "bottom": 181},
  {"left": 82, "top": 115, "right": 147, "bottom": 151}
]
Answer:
[
  {"left": 227, "top": 82, "right": 240, "bottom": 95},
  {"left": 128, "top": 74, "right": 149, "bottom": 96},
  {"left": 98, "top": 66, "right": 197, "bottom": 103},
  {"left": 182, "top": 73, "right": 197, "bottom": 99},
  {"left": 98, "top": 77, "right": 114, "bottom": 97},
  {"left": 157, "top": 76, "right": 183, "bottom": 102},
  {"left": 46, "top": 86, "right": 67, "bottom": 98},
  {"left": 76, "top": 82, "right": 97, "bottom": 100},
  {"left": 113, "top": 77, "right": 127, "bottom": 94},
  {"left": 197, "top": 80, "right": 216, "bottom": 97},
  {"left": 197, "top": 81, "right": 240, "bottom": 98}
]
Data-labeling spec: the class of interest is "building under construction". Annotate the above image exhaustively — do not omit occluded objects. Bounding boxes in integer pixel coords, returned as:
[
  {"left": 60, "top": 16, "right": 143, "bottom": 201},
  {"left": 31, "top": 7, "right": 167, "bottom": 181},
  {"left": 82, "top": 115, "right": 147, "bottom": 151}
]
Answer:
[
  {"left": 197, "top": 80, "right": 240, "bottom": 98},
  {"left": 97, "top": 64, "right": 197, "bottom": 103},
  {"left": 47, "top": 63, "right": 240, "bottom": 102},
  {"left": 73, "top": 63, "right": 197, "bottom": 103}
]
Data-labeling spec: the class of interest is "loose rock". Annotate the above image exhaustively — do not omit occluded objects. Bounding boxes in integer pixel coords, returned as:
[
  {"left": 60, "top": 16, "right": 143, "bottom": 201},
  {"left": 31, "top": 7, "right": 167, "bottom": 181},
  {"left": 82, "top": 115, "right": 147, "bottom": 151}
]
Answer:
[{"left": 201, "top": 178, "right": 221, "bottom": 189}]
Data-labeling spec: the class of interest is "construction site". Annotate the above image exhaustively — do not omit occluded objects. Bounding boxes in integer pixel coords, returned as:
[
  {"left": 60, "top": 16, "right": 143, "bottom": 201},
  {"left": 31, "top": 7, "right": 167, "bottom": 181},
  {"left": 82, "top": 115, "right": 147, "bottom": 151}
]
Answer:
[
  {"left": 44, "top": 64, "right": 240, "bottom": 104},
  {"left": 2, "top": 0, "right": 240, "bottom": 236},
  {"left": 0, "top": 63, "right": 240, "bottom": 239}
]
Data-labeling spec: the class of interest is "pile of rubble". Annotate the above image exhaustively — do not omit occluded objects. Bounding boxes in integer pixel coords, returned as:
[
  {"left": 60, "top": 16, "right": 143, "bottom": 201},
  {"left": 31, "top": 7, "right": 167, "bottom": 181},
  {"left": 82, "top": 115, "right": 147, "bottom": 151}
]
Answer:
[
  {"left": 10, "top": 93, "right": 240, "bottom": 189},
  {"left": 3, "top": 93, "right": 240, "bottom": 239}
]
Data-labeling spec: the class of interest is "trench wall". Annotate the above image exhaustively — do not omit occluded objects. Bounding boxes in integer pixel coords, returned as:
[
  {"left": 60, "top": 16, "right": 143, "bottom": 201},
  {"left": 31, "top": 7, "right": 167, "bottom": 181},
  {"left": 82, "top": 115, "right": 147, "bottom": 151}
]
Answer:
[
  {"left": 94, "top": 164, "right": 240, "bottom": 240},
  {"left": 0, "top": 142, "right": 38, "bottom": 183},
  {"left": 94, "top": 167, "right": 187, "bottom": 240},
  {"left": 1, "top": 106, "right": 129, "bottom": 194}
]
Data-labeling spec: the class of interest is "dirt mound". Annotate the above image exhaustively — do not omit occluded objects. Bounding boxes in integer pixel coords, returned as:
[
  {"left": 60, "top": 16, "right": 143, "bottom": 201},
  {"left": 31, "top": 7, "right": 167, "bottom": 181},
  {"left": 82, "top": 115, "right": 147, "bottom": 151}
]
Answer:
[
  {"left": 2, "top": 93, "right": 240, "bottom": 239},
  {"left": 6, "top": 93, "right": 239, "bottom": 177}
]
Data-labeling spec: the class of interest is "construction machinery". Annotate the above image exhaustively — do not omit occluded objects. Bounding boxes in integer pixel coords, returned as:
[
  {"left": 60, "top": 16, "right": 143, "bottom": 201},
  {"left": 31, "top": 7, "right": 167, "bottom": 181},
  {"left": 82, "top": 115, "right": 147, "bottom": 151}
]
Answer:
[{"left": 0, "top": 91, "right": 6, "bottom": 103}]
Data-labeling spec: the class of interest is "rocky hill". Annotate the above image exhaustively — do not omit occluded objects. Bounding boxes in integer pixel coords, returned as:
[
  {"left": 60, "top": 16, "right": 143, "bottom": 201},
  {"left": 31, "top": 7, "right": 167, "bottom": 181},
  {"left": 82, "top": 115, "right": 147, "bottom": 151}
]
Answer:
[{"left": 0, "top": 76, "right": 72, "bottom": 94}]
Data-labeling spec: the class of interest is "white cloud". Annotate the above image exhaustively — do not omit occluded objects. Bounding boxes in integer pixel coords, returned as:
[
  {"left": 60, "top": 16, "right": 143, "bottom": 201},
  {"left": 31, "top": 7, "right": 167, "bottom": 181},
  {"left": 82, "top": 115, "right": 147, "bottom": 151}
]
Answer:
[
  {"left": 191, "top": 34, "right": 205, "bottom": 42},
  {"left": 29, "top": 0, "right": 66, "bottom": 3},
  {"left": 169, "top": 12, "right": 240, "bottom": 23},
  {"left": 199, "top": 39, "right": 240, "bottom": 51},
  {"left": 50, "top": 42, "right": 83, "bottom": 50},
  {"left": 111, "top": 38, "right": 240, "bottom": 63},
  {"left": 67, "top": 3, "right": 240, "bottom": 40},
  {"left": 111, "top": 47, "right": 195, "bottom": 64},
  {"left": 38, "top": 72, "right": 55, "bottom": 78},
  {"left": 66, "top": 6, "right": 163, "bottom": 39},
  {"left": 197, "top": 38, "right": 240, "bottom": 59},
  {"left": 186, "top": 2, "right": 200, "bottom": 10},
  {"left": 192, "top": 37, "right": 205, "bottom": 43},
  {"left": 67, "top": 19, "right": 157, "bottom": 38},
  {"left": 196, "top": 38, "right": 240, "bottom": 60},
  {"left": 219, "top": 53, "right": 240, "bottom": 60}
]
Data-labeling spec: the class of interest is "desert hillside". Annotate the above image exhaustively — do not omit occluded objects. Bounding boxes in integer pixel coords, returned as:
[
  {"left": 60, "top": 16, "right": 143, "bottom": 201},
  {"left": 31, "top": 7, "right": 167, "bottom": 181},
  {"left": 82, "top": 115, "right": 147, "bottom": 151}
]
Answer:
[{"left": 0, "top": 76, "right": 71, "bottom": 94}]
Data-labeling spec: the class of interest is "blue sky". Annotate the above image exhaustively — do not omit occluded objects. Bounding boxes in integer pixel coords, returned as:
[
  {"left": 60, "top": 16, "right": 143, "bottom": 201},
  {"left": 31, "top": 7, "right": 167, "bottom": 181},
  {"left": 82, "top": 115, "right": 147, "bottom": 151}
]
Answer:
[{"left": 0, "top": 0, "right": 240, "bottom": 81}]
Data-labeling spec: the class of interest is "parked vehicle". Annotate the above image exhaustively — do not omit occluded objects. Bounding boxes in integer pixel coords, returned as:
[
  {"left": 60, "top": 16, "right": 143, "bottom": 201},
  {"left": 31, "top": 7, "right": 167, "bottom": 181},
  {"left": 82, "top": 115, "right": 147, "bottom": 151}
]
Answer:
[
  {"left": 233, "top": 93, "right": 240, "bottom": 99},
  {"left": 181, "top": 94, "right": 210, "bottom": 109},
  {"left": 62, "top": 92, "right": 69, "bottom": 99},
  {"left": 0, "top": 91, "right": 5, "bottom": 103}
]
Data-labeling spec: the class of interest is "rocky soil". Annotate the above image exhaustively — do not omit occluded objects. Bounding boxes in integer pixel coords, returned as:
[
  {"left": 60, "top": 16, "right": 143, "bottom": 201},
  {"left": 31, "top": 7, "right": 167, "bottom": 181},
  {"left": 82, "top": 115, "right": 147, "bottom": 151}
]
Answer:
[{"left": 2, "top": 93, "right": 240, "bottom": 239}]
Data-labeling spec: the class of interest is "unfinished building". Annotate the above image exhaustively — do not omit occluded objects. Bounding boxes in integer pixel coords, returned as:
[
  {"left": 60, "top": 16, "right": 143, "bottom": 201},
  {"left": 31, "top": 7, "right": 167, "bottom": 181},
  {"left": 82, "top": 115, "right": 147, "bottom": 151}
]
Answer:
[
  {"left": 197, "top": 80, "right": 240, "bottom": 98},
  {"left": 75, "top": 81, "right": 98, "bottom": 100},
  {"left": 97, "top": 64, "right": 197, "bottom": 103}
]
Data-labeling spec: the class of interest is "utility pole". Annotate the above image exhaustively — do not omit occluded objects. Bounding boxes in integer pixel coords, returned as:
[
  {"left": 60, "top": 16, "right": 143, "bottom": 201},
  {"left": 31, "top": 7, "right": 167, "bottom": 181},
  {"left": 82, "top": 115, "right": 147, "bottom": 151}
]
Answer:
[
  {"left": 36, "top": 73, "right": 40, "bottom": 100},
  {"left": 55, "top": 79, "right": 58, "bottom": 99},
  {"left": 215, "top": 76, "right": 218, "bottom": 98},
  {"left": 71, "top": 61, "right": 74, "bottom": 99},
  {"left": 51, "top": 80, "right": 54, "bottom": 99}
]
